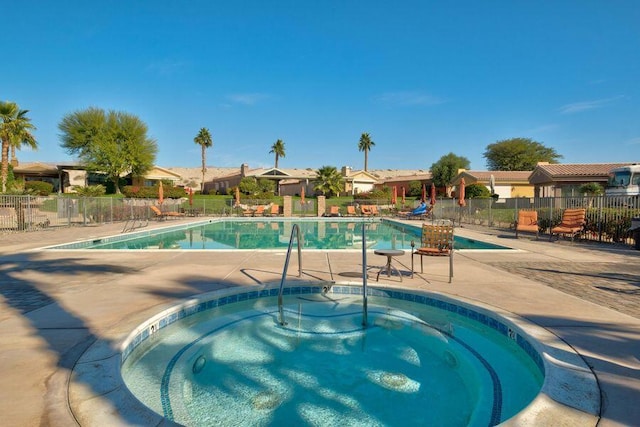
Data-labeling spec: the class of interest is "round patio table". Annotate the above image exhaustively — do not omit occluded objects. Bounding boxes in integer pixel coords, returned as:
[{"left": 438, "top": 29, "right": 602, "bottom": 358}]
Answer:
[{"left": 374, "top": 249, "right": 405, "bottom": 281}]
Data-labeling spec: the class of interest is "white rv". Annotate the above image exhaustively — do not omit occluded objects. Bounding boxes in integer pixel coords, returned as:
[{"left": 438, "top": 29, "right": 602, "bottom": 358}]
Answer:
[{"left": 606, "top": 164, "right": 640, "bottom": 196}]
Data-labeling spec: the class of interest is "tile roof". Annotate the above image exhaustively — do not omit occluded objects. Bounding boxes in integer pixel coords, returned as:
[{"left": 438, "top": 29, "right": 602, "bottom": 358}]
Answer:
[
  {"left": 534, "top": 163, "right": 636, "bottom": 177},
  {"left": 460, "top": 170, "right": 532, "bottom": 182}
]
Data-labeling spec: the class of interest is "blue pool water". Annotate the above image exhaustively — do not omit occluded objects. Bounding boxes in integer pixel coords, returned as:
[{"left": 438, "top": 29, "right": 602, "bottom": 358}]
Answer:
[
  {"left": 121, "top": 285, "right": 543, "bottom": 426},
  {"left": 50, "top": 219, "right": 511, "bottom": 250}
]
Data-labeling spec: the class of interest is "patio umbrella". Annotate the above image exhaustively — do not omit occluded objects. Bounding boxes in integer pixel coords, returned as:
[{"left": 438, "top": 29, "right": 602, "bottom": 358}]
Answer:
[
  {"left": 401, "top": 186, "right": 406, "bottom": 205},
  {"left": 421, "top": 183, "right": 427, "bottom": 203},
  {"left": 158, "top": 181, "right": 164, "bottom": 205},
  {"left": 188, "top": 187, "right": 194, "bottom": 206},
  {"left": 234, "top": 186, "right": 240, "bottom": 207},
  {"left": 391, "top": 186, "right": 397, "bottom": 205},
  {"left": 300, "top": 185, "right": 305, "bottom": 204},
  {"left": 458, "top": 178, "right": 466, "bottom": 207},
  {"left": 430, "top": 183, "right": 437, "bottom": 206}
]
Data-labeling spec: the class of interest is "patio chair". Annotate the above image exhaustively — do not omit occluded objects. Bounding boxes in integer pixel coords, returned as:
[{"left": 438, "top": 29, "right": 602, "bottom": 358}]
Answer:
[
  {"left": 150, "top": 205, "right": 184, "bottom": 220},
  {"left": 369, "top": 205, "right": 380, "bottom": 216},
  {"left": 346, "top": 206, "right": 357, "bottom": 216},
  {"left": 515, "top": 210, "right": 539, "bottom": 239},
  {"left": 550, "top": 208, "right": 586, "bottom": 241},
  {"left": 361, "top": 205, "right": 373, "bottom": 216},
  {"left": 411, "top": 223, "right": 454, "bottom": 283},
  {"left": 266, "top": 204, "right": 280, "bottom": 216},
  {"left": 253, "top": 205, "right": 265, "bottom": 216},
  {"left": 327, "top": 205, "right": 341, "bottom": 217}
]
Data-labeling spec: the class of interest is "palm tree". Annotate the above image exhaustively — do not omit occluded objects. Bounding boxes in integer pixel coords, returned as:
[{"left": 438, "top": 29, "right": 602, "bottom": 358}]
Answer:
[
  {"left": 269, "top": 139, "right": 286, "bottom": 169},
  {"left": 10, "top": 114, "right": 38, "bottom": 166},
  {"left": 0, "top": 101, "right": 37, "bottom": 192},
  {"left": 358, "top": 132, "right": 375, "bottom": 171},
  {"left": 313, "top": 165, "right": 344, "bottom": 197},
  {"left": 193, "top": 127, "right": 213, "bottom": 193}
]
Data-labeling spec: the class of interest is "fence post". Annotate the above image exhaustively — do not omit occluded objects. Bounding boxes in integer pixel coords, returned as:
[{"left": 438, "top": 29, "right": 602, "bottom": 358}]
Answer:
[{"left": 597, "top": 195, "right": 603, "bottom": 242}]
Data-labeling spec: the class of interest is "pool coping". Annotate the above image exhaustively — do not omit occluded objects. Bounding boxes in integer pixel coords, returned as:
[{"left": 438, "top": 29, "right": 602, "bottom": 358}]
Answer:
[
  {"left": 39, "top": 217, "right": 521, "bottom": 253},
  {"left": 72, "top": 282, "right": 600, "bottom": 426}
]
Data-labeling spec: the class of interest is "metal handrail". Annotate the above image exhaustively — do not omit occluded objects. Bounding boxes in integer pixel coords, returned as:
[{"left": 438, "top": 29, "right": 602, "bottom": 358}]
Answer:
[
  {"left": 277, "top": 223, "right": 303, "bottom": 325},
  {"left": 361, "top": 220, "right": 368, "bottom": 327}
]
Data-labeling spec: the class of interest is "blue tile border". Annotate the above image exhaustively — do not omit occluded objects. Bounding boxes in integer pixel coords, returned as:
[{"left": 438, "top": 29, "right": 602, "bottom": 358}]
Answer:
[
  {"left": 122, "top": 284, "right": 545, "bottom": 376},
  {"left": 120, "top": 283, "right": 545, "bottom": 425}
]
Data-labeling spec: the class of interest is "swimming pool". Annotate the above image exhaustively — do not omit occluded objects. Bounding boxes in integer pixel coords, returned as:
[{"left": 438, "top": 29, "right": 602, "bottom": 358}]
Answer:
[
  {"left": 121, "top": 284, "right": 545, "bottom": 426},
  {"left": 49, "top": 218, "right": 512, "bottom": 251}
]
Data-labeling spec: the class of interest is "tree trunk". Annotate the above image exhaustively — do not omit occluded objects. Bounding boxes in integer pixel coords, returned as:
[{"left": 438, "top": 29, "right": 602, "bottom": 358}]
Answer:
[
  {"left": 201, "top": 145, "right": 206, "bottom": 194},
  {"left": 1, "top": 138, "right": 9, "bottom": 192},
  {"left": 112, "top": 175, "right": 121, "bottom": 194}
]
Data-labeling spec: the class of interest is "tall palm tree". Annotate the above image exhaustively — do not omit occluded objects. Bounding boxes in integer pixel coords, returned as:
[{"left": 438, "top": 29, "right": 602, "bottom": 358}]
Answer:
[
  {"left": 193, "top": 127, "right": 213, "bottom": 193},
  {"left": 313, "top": 165, "right": 344, "bottom": 197},
  {"left": 269, "top": 139, "right": 286, "bottom": 169},
  {"left": 0, "top": 101, "right": 37, "bottom": 192},
  {"left": 10, "top": 114, "right": 38, "bottom": 165},
  {"left": 358, "top": 132, "right": 375, "bottom": 171}
]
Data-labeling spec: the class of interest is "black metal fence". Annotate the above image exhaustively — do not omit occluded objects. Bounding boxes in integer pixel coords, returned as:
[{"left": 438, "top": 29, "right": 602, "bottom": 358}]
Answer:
[{"left": 2, "top": 194, "right": 639, "bottom": 247}]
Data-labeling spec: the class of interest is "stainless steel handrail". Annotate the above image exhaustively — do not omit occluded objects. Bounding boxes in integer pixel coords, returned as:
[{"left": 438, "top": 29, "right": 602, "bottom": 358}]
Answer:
[
  {"left": 277, "top": 223, "right": 303, "bottom": 325},
  {"left": 361, "top": 220, "right": 368, "bottom": 327}
]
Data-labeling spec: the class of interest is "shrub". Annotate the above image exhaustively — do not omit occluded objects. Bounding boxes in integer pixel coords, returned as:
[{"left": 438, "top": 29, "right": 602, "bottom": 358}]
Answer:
[
  {"left": 74, "top": 185, "right": 106, "bottom": 197},
  {"left": 25, "top": 180, "right": 54, "bottom": 196},
  {"left": 465, "top": 183, "right": 491, "bottom": 199},
  {"left": 121, "top": 184, "right": 186, "bottom": 199}
]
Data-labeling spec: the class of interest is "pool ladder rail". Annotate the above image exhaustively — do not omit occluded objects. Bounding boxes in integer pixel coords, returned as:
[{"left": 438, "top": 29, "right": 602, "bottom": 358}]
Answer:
[
  {"left": 277, "top": 224, "right": 303, "bottom": 326},
  {"left": 122, "top": 214, "right": 148, "bottom": 233},
  {"left": 277, "top": 220, "right": 371, "bottom": 328}
]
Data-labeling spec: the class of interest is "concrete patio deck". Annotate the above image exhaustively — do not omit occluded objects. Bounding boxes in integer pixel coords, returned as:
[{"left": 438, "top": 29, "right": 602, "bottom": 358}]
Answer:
[{"left": 1, "top": 218, "right": 639, "bottom": 426}]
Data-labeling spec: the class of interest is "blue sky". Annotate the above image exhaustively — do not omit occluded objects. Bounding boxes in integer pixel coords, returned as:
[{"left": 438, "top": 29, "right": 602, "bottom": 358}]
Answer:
[{"left": 4, "top": 1, "right": 639, "bottom": 171}]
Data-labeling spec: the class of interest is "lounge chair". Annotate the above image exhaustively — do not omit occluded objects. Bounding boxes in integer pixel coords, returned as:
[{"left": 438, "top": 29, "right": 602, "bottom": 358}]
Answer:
[
  {"left": 327, "top": 205, "right": 341, "bottom": 217},
  {"left": 411, "top": 223, "right": 454, "bottom": 283},
  {"left": 401, "top": 203, "right": 432, "bottom": 220},
  {"left": 266, "top": 204, "right": 280, "bottom": 216},
  {"left": 346, "top": 206, "right": 357, "bottom": 216},
  {"left": 254, "top": 205, "right": 265, "bottom": 216},
  {"left": 369, "top": 205, "right": 380, "bottom": 216},
  {"left": 150, "top": 205, "right": 184, "bottom": 220},
  {"left": 361, "top": 205, "right": 373, "bottom": 216},
  {"left": 515, "top": 210, "right": 539, "bottom": 239},
  {"left": 550, "top": 208, "right": 586, "bottom": 241}
]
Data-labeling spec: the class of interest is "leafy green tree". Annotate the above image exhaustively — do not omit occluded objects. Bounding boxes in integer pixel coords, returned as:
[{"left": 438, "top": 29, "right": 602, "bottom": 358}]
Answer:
[
  {"left": 314, "top": 165, "right": 344, "bottom": 197},
  {"left": 0, "top": 101, "right": 37, "bottom": 192},
  {"left": 430, "top": 153, "right": 470, "bottom": 195},
  {"left": 239, "top": 177, "right": 260, "bottom": 195},
  {"left": 269, "top": 139, "right": 286, "bottom": 168},
  {"left": 59, "top": 107, "right": 157, "bottom": 194},
  {"left": 258, "top": 178, "right": 276, "bottom": 194},
  {"left": 465, "top": 183, "right": 491, "bottom": 198},
  {"left": 408, "top": 180, "right": 423, "bottom": 197},
  {"left": 483, "top": 137, "right": 562, "bottom": 171},
  {"left": 358, "top": 132, "right": 375, "bottom": 171},
  {"left": 194, "top": 127, "right": 213, "bottom": 193},
  {"left": 579, "top": 182, "right": 604, "bottom": 196}
]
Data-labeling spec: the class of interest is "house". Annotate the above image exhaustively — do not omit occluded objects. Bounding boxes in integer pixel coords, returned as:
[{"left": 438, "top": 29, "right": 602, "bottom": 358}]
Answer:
[
  {"left": 451, "top": 170, "right": 534, "bottom": 199},
  {"left": 203, "top": 163, "right": 317, "bottom": 196},
  {"left": 12, "top": 162, "right": 86, "bottom": 193},
  {"left": 341, "top": 167, "right": 379, "bottom": 195},
  {"left": 129, "top": 166, "right": 182, "bottom": 187},
  {"left": 375, "top": 171, "right": 433, "bottom": 198},
  {"left": 12, "top": 162, "right": 182, "bottom": 193},
  {"left": 528, "top": 162, "right": 635, "bottom": 197}
]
